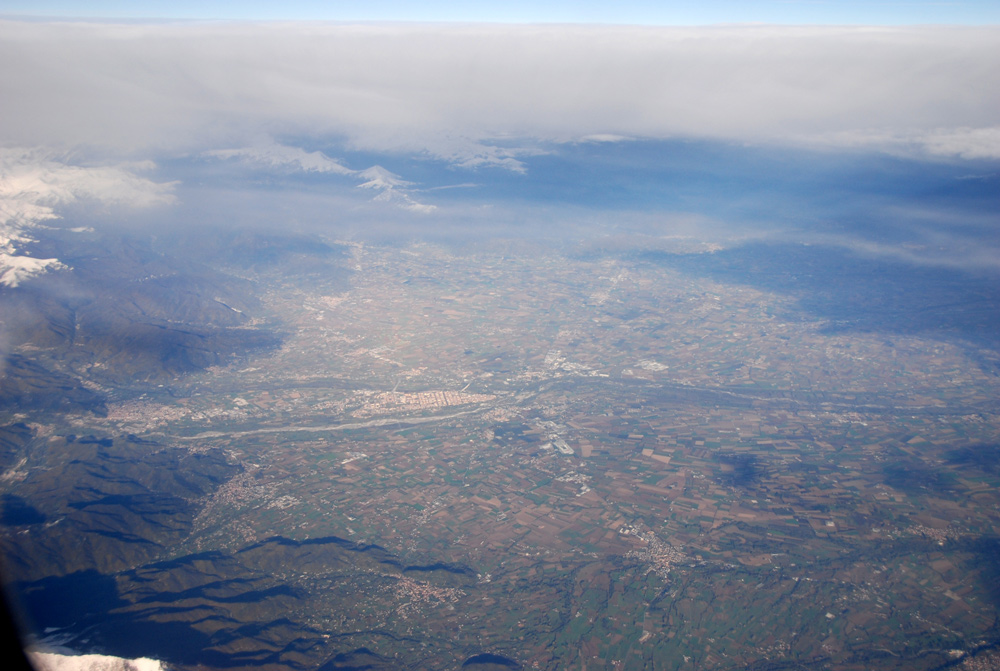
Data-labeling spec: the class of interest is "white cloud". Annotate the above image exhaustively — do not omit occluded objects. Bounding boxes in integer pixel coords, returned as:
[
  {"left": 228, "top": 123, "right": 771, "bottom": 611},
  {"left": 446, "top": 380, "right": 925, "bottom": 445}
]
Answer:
[
  {"left": 204, "top": 141, "right": 355, "bottom": 174},
  {"left": 416, "top": 139, "right": 540, "bottom": 173},
  {"left": 917, "top": 127, "right": 1000, "bottom": 161},
  {"left": 0, "top": 159, "right": 177, "bottom": 210},
  {"left": 578, "top": 134, "right": 632, "bottom": 144},
  {"left": 803, "top": 126, "right": 1000, "bottom": 160},
  {"left": 1, "top": 21, "right": 997, "bottom": 162}
]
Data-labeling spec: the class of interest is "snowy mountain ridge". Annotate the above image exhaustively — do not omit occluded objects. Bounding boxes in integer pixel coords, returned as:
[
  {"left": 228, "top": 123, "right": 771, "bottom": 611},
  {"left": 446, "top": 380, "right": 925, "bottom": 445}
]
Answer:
[
  {"left": 27, "top": 650, "right": 164, "bottom": 671},
  {"left": 205, "top": 142, "right": 435, "bottom": 212},
  {"left": 0, "top": 149, "right": 175, "bottom": 288}
]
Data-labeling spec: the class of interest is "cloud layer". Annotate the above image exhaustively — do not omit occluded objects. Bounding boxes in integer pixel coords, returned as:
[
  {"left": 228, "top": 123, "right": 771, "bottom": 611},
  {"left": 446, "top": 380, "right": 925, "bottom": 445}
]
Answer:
[{"left": 1, "top": 21, "right": 998, "bottom": 161}]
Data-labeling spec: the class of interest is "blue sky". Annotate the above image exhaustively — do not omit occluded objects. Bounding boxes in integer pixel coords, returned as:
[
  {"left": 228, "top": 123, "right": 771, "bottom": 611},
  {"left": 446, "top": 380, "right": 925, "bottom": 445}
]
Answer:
[{"left": 2, "top": 0, "right": 999, "bottom": 25}]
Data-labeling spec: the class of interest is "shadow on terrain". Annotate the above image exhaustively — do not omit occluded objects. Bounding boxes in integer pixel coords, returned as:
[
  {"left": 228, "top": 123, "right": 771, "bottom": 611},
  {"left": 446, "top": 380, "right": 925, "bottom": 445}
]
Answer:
[
  {"left": 628, "top": 243, "right": 1000, "bottom": 357},
  {"left": 7, "top": 533, "right": 484, "bottom": 670},
  {"left": 462, "top": 653, "right": 522, "bottom": 669},
  {"left": 882, "top": 460, "right": 959, "bottom": 496},
  {"left": 318, "top": 646, "right": 393, "bottom": 671},
  {"left": 0, "top": 496, "right": 46, "bottom": 527},
  {"left": 946, "top": 444, "right": 1000, "bottom": 475},
  {"left": 0, "top": 433, "right": 242, "bottom": 582},
  {"left": 714, "top": 453, "right": 764, "bottom": 489}
]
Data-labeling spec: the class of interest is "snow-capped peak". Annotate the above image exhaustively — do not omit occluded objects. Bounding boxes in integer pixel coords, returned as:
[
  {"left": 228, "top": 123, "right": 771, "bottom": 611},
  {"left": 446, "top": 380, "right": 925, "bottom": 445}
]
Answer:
[
  {"left": 357, "top": 165, "right": 411, "bottom": 190},
  {"left": 0, "top": 148, "right": 175, "bottom": 288},
  {"left": 203, "top": 142, "right": 434, "bottom": 213},
  {"left": 355, "top": 166, "right": 434, "bottom": 212}
]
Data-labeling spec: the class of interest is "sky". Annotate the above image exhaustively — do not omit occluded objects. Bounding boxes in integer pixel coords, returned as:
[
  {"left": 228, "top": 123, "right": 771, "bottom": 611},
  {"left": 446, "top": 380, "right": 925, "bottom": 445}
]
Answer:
[
  {"left": 0, "top": 0, "right": 998, "bottom": 286},
  {"left": 3, "top": 0, "right": 1000, "bottom": 25}
]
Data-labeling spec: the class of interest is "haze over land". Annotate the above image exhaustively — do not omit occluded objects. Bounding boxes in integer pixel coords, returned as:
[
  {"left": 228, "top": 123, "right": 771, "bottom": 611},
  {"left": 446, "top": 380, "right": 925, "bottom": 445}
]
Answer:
[{"left": 1, "top": 6, "right": 999, "bottom": 671}]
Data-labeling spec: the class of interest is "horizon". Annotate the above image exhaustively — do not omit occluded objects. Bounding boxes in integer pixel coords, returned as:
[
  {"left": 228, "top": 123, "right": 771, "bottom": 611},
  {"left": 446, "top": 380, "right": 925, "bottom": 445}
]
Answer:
[{"left": 3, "top": 0, "right": 1000, "bottom": 25}]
